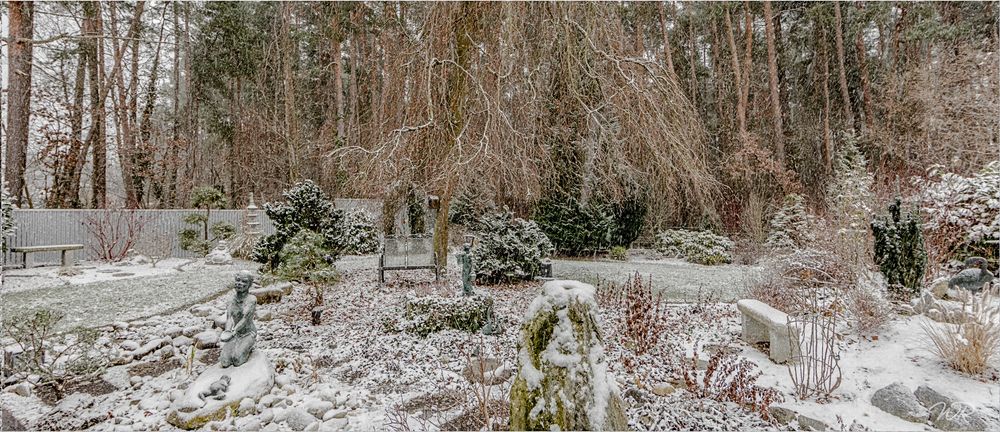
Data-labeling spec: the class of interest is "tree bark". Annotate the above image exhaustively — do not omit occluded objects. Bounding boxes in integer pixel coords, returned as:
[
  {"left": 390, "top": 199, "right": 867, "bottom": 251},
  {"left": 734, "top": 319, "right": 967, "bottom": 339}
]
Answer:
[
  {"left": 833, "top": 0, "right": 854, "bottom": 128},
  {"left": 282, "top": 2, "right": 300, "bottom": 182},
  {"left": 723, "top": 7, "right": 746, "bottom": 137},
  {"left": 764, "top": 0, "right": 785, "bottom": 164},
  {"left": 5, "top": 1, "right": 35, "bottom": 207},
  {"left": 657, "top": 2, "right": 676, "bottom": 77},
  {"left": 821, "top": 27, "right": 833, "bottom": 173},
  {"left": 86, "top": 1, "right": 108, "bottom": 208},
  {"left": 855, "top": 3, "right": 874, "bottom": 133}
]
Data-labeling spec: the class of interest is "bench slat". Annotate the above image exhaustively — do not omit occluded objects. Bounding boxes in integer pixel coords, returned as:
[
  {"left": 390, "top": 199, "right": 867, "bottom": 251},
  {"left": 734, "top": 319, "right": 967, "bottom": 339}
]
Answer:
[{"left": 11, "top": 244, "right": 84, "bottom": 252}]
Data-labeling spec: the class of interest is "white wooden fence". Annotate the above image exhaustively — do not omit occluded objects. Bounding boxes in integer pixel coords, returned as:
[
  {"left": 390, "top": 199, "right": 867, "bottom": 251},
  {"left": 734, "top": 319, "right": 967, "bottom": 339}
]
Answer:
[{"left": 3, "top": 199, "right": 384, "bottom": 266}]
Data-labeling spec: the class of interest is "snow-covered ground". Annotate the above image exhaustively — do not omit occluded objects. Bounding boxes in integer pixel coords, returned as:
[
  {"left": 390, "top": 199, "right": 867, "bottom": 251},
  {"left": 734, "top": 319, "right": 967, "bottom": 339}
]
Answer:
[
  {"left": 1, "top": 256, "right": 997, "bottom": 431},
  {"left": 552, "top": 256, "right": 760, "bottom": 302},
  {"left": 2, "top": 258, "right": 257, "bottom": 329}
]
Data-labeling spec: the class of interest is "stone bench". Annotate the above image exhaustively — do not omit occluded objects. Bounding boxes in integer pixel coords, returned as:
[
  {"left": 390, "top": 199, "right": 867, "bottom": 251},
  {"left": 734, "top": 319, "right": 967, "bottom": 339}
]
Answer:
[
  {"left": 736, "top": 299, "right": 798, "bottom": 363},
  {"left": 10, "top": 244, "right": 84, "bottom": 268}
]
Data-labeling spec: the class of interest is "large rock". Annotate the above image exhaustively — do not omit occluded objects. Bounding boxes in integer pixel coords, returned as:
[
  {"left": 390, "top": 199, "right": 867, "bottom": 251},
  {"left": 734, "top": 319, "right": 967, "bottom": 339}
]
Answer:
[
  {"left": 914, "top": 385, "right": 989, "bottom": 431},
  {"left": 870, "top": 382, "right": 929, "bottom": 424},
  {"left": 509, "top": 280, "right": 628, "bottom": 431},
  {"left": 166, "top": 350, "right": 275, "bottom": 430},
  {"left": 251, "top": 282, "right": 293, "bottom": 305}
]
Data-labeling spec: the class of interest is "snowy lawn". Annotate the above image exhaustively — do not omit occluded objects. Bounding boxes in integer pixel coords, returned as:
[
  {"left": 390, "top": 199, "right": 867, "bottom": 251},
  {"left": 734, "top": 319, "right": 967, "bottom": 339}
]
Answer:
[
  {"left": 552, "top": 256, "right": 760, "bottom": 302},
  {"left": 1, "top": 258, "right": 258, "bottom": 330}
]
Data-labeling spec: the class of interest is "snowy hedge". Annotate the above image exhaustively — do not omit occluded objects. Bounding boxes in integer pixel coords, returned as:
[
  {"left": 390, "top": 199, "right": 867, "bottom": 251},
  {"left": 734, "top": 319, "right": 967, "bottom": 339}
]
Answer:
[
  {"left": 470, "top": 210, "right": 554, "bottom": 284},
  {"left": 386, "top": 292, "right": 494, "bottom": 337},
  {"left": 917, "top": 161, "right": 1000, "bottom": 246},
  {"left": 655, "top": 229, "right": 734, "bottom": 265}
]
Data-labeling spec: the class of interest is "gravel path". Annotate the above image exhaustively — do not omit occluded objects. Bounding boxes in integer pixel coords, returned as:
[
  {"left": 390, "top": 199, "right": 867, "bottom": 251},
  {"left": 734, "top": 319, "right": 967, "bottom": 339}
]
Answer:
[{"left": 1, "top": 261, "right": 257, "bottom": 330}]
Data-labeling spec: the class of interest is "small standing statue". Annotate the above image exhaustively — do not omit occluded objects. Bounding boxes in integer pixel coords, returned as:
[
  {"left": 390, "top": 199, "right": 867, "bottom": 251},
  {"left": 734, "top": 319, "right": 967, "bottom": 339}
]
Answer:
[
  {"left": 461, "top": 236, "right": 475, "bottom": 296},
  {"left": 220, "top": 271, "right": 258, "bottom": 368}
]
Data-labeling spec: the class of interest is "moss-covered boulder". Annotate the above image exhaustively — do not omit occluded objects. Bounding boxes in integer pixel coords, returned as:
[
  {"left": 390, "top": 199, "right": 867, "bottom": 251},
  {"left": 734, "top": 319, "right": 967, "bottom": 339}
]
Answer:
[
  {"left": 510, "top": 280, "right": 629, "bottom": 431},
  {"left": 391, "top": 291, "right": 495, "bottom": 337}
]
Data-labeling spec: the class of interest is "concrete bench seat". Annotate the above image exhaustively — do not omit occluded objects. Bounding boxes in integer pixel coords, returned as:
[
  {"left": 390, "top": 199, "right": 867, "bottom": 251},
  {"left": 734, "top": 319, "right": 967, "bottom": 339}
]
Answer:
[
  {"left": 10, "top": 244, "right": 84, "bottom": 268},
  {"left": 736, "top": 299, "right": 798, "bottom": 363}
]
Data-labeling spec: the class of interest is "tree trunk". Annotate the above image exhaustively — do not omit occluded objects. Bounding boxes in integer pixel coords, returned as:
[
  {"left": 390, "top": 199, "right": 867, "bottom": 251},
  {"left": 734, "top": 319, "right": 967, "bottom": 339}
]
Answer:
[
  {"left": 723, "top": 7, "right": 746, "bottom": 137},
  {"left": 833, "top": 0, "right": 854, "bottom": 128},
  {"left": 657, "top": 2, "right": 676, "bottom": 77},
  {"left": 5, "top": 1, "right": 34, "bottom": 207},
  {"left": 87, "top": 1, "right": 108, "bottom": 208},
  {"left": 738, "top": 3, "right": 754, "bottom": 137},
  {"left": 821, "top": 28, "right": 833, "bottom": 173},
  {"left": 764, "top": 0, "right": 784, "bottom": 164},
  {"left": 687, "top": 11, "right": 699, "bottom": 108},
  {"left": 282, "top": 2, "right": 300, "bottom": 182},
  {"left": 855, "top": 4, "right": 874, "bottom": 133}
]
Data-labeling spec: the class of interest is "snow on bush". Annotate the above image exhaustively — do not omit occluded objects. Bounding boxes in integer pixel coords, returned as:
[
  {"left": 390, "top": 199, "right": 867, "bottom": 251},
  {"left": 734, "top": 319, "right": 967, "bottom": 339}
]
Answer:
[
  {"left": 827, "top": 134, "right": 875, "bottom": 226},
  {"left": 339, "top": 210, "right": 380, "bottom": 255},
  {"left": 470, "top": 209, "right": 554, "bottom": 284},
  {"left": 654, "top": 229, "right": 734, "bottom": 265},
  {"left": 845, "top": 270, "right": 892, "bottom": 335},
  {"left": 917, "top": 160, "right": 1000, "bottom": 261},
  {"left": 764, "top": 193, "right": 812, "bottom": 251},
  {"left": 386, "top": 292, "right": 495, "bottom": 337}
]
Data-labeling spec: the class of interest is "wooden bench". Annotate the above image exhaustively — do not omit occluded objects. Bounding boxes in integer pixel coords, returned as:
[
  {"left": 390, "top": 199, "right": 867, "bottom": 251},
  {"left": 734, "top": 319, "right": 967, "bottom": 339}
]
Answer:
[
  {"left": 378, "top": 236, "right": 438, "bottom": 283},
  {"left": 10, "top": 244, "right": 84, "bottom": 268},
  {"left": 736, "top": 299, "right": 798, "bottom": 363}
]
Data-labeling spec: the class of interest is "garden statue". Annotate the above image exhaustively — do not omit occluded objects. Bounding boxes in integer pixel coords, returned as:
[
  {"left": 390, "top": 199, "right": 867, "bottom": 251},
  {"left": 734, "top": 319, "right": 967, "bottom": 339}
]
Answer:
[
  {"left": 461, "top": 237, "right": 475, "bottom": 296},
  {"left": 220, "top": 271, "right": 258, "bottom": 367},
  {"left": 205, "top": 240, "right": 234, "bottom": 265},
  {"left": 949, "top": 257, "right": 995, "bottom": 294}
]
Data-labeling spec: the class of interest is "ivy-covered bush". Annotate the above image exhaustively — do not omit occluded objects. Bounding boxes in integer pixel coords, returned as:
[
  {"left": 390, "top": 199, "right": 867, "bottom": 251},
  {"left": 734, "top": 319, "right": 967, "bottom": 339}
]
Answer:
[
  {"left": 655, "top": 229, "right": 734, "bottom": 265},
  {"left": 178, "top": 186, "right": 235, "bottom": 255},
  {"left": 386, "top": 292, "right": 495, "bottom": 337},
  {"left": 251, "top": 180, "right": 346, "bottom": 270},
  {"left": 274, "top": 230, "right": 339, "bottom": 285},
  {"left": 471, "top": 210, "right": 554, "bottom": 284},
  {"left": 764, "top": 194, "right": 812, "bottom": 251},
  {"left": 871, "top": 198, "right": 927, "bottom": 299},
  {"left": 2, "top": 186, "right": 16, "bottom": 251},
  {"left": 340, "top": 210, "right": 381, "bottom": 255}
]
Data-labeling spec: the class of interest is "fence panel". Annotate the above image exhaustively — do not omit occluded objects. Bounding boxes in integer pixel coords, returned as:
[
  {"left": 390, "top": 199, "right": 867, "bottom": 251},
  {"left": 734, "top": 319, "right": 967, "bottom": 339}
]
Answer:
[{"left": 4, "top": 199, "right": 384, "bottom": 266}]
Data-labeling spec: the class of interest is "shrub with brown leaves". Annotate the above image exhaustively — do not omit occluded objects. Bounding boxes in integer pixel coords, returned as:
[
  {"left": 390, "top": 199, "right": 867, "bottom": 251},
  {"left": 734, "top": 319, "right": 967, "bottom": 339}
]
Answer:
[{"left": 683, "top": 346, "right": 782, "bottom": 421}]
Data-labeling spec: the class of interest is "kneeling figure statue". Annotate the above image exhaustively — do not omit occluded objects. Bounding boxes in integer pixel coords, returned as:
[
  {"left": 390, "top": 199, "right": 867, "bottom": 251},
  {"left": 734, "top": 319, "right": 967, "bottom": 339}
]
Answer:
[{"left": 220, "top": 271, "right": 258, "bottom": 368}]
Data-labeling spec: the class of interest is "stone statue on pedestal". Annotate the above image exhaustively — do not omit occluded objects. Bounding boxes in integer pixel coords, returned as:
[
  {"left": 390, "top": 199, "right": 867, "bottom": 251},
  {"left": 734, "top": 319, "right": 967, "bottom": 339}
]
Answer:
[{"left": 220, "top": 271, "right": 257, "bottom": 368}]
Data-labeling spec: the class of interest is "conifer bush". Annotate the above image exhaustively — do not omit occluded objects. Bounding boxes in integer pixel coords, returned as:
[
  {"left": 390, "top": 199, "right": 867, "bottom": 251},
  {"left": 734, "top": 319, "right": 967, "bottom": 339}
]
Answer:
[
  {"left": 274, "top": 229, "right": 339, "bottom": 284},
  {"left": 178, "top": 186, "right": 235, "bottom": 255},
  {"left": 340, "top": 210, "right": 381, "bottom": 255},
  {"left": 871, "top": 198, "right": 927, "bottom": 299},
  {"left": 764, "top": 194, "right": 811, "bottom": 251},
  {"left": 470, "top": 209, "right": 554, "bottom": 284},
  {"left": 252, "top": 180, "right": 347, "bottom": 270}
]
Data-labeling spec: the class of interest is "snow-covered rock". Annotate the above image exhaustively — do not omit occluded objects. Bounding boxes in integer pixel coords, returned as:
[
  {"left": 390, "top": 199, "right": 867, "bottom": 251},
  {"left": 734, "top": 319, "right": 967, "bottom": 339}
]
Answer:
[
  {"left": 871, "top": 382, "right": 929, "bottom": 424},
  {"left": 304, "top": 399, "right": 333, "bottom": 419},
  {"left": 194, "top": 331, "right": 219, "bottom": 349},
  {"left": 172, "top": 336, "right": 193, "bottom": 348},
  {"left": 914, "top": 385, "right": 989, "bottom": 431},
  {"left": 33, "top": 393, "right": 110, "bottom": 431},
  {"left": 283, "top": 408, "right": 315, "bottom": 431},
  {"left": 205, "top": 242, "right": 234, "bottom": 266},
  {"left": 166, "top": 350, "right": 275, "bottom": 430},
  {"left": 509, "top": 280, "right": 628, "bottom": 431}
]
